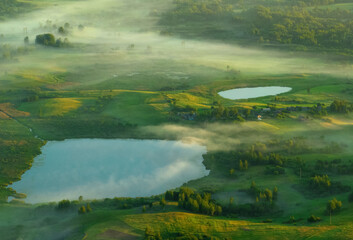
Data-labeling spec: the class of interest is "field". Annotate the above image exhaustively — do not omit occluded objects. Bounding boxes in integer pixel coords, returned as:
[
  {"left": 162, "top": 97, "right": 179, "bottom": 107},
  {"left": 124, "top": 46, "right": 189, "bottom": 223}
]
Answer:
[{"left": 3, "top": 202, "right": 353, "bottom": 240}]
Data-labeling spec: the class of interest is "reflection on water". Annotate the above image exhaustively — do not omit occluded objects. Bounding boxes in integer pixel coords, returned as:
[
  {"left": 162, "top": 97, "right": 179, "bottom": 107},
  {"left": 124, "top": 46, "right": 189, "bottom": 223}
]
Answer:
[
  {"left": 11, "top": 139, "right": 208, "bottom": 203},
  {"left": 219, "top": 86, "right": 292, "bottom": 100}
]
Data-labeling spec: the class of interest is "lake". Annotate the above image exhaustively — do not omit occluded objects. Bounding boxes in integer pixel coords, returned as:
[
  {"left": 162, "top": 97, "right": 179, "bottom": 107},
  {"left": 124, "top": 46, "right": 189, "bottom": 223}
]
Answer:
[
  {"left": 10, "top": 139, "right": 208, "bottom": 203},
  {"left": 218, "top": 86, "right": 292, "bottom": 100}
]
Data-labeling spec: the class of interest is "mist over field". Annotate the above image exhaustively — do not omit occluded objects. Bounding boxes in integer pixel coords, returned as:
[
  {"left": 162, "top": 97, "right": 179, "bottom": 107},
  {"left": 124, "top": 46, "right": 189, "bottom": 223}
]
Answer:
[{"left": 1, "top": 0, "right": 353, "bottom": 90}]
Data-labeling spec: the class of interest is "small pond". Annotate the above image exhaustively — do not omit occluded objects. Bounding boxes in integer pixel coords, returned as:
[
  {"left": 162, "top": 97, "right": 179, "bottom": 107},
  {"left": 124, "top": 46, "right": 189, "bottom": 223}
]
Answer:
[
  {"left": 10, "top": 139, "right": 208, "bottom": 203},
  {"left": 218, "top": 86, "right": 292, "bottom": 100}
]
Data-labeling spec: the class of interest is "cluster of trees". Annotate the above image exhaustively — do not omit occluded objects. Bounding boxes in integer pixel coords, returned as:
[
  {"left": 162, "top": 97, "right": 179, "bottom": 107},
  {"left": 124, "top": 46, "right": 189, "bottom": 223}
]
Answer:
[
  {"left": 294, "top": 157, "right": 352, "bottom": 180},
  {"left": 87, "top": 196, "right": 158, "bottom": 210},
  {"left": 249, "top": 5, "right": 353, "bottom": 49},
  {"left": 56, "top": 196, "right": 158, "bottom": 214},
  {"left": 314, "top": 159, "right": 353, "bottom": 174},
  {"left": 203, "top": 143, "right": 290, "bottom": 179},
  {"left": 302, "top": 174, "right": 351, "bottom": 197},
  {"left": 166, "top": 188, "right": 222, "bottom": 216},
  {"left": 223, "top": 182, "right": 278, "bottom": 216},
  {"left": 58, "top": 23, "right": 71, "bottom": 35},
  {"left": 248, "top": 181, "right": 278, "bottom": 203},
  {"left": 39, "top": 20, "right": 84, "bottom": 33},
  {"left": 0, "top": 0, "right": 30, "bottom": 19},
  {"left": 291, "top": 157, "right": 353, "bottom": 181},
  {"left": 57, "top": 199, "right": 71, "bottom": 210},
  {"left": 239, "top": 147, "right": 287, "bottom": 166},
  {"left": 309, "top": 103, "right": 328, "bottom": 117},
  {"left": 302, "top": 100, "right": 351, "bottom": 117},
  {"left": 330, "top": 100, "right": 353, "bottom": 113},
  {"left": 310, "top": 175, "right": 331, "bottom": 190},
  {"left": 258, "top": 137, "right": 313, "bottom": 155},
  {"left": 78, "top": 203, "right": 92, "bottom": 214},
  {"left": 35, "top": 33, "right": 70, "bottom": 48},
  {"left": 171, "top": 97, "right": 350, "bottom": 123},
  {"left": 161, "top": 0, "right": 353, "bottom": 51},
  {"left": 205, "top": 137, "right": 346, "bottom": 182},
  {"left": 166, "top": 0, "right": 234, "bottom": 19},
  {"left": 170, "top": 102, "right": 250, "bottom": 122},
  {"left": 0, "top": 44, "right": 32, "bottom": 61},
  {"left": 295, "top": 0, "right": 336, "bottom": 6},
  {"left": 308, "top": 214, "right": 321, "bottom": 223},
  {"left": 196, "top": 104, "right": 248, "bottom": 122}
]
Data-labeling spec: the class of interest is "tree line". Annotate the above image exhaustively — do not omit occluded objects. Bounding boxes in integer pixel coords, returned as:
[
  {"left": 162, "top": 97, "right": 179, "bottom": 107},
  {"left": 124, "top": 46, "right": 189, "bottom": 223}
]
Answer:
[
  {"left": 160, "top": 0, "right": 353, "bottom": 52},
  {"left": 165, "top": 187, "right": 222, "bottom": 216}
]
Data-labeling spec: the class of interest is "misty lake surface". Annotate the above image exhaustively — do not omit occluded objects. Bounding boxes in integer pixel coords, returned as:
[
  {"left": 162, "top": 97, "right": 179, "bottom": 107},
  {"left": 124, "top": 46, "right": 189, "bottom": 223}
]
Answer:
[
  {"left": 218, "top": 86, "right": 292, "bottom": 100},
  {"left": 11, "top": 139, "right": 208, "bottom": 203}
]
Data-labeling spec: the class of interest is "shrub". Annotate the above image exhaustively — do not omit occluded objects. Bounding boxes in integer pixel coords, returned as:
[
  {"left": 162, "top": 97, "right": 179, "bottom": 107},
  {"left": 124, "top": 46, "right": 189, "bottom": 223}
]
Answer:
[{"left": 308, "top": 215, "right": 321, "bottom": 222}]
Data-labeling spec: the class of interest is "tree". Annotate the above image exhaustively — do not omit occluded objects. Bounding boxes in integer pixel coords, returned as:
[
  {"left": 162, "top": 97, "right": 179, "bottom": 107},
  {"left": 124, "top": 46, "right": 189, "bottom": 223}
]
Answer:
[
  {"left": 251, "top": 181, "right": 256, "bottom": 190},
  {"left": 78, "top": 205, "right": 86, "bottom": 214},
  {"left": 216, "top": 206, "right": 222, "bottom": 216},
  {"left": 191, "top": 199, "right": 199, "bottom": 212},
  {"left": 239, "top": 160, "right": 244, "bottom": 170},
  {"left": 86, "top": 203, "right": 92, "bottom": 212},
  {"left": 78, "top": 196, "right": 83, "bottom": 202},
  {"left": 273, "top": 187, "right": 278, "bottom": 200},
  {"left": 244, "top": 160, "right": 248, "bottom": 170},
  {"left": 327, "top": 198, "right": 342, "bottom": 224},
  {"left": 58, "top": 26, "right": 65, "bottom": 35},
  {"left": 245, "top": 109, "right": 251, "bottom": 118},
  {"left": 24, "top": 36, "right": 29, "bottom": 44},
  {"left": 229, "top": 197, "right": 234, "bottom": 209},
  {"left": 264, "top": 189, "right": 273, "bottom": 201},
  {"left": 160, "top": 198, "right": 166, "bottom": 208},
  {"left": 210, "top": 205, "right": 216, "bottom": 216},
  {"left": 142, "top": 205, "right": 146, "bottom": 213}
]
